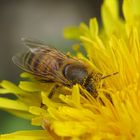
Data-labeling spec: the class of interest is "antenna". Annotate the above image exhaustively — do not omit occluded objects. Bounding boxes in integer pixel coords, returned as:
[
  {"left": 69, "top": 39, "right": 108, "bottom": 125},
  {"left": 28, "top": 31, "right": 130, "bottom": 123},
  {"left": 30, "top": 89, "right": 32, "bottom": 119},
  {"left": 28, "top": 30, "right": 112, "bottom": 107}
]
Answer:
[{"left": 101, "top": 72, "right": 118, "bottom": 80}]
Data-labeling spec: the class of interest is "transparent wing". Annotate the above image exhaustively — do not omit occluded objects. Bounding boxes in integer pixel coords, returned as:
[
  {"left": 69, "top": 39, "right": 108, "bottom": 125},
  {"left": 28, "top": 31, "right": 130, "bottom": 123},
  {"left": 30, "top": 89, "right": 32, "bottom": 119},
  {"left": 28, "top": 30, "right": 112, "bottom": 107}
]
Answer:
[{"left": 12, "top": 39, "right": 72, "bottom": 86}]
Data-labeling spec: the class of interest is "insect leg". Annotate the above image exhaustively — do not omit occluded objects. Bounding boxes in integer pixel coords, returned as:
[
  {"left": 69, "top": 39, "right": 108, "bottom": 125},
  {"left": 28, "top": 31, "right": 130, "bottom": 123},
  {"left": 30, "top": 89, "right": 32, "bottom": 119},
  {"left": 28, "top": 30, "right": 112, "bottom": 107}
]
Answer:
[{"left": 48, "top": 84, "right": 59, "bottom": 98}]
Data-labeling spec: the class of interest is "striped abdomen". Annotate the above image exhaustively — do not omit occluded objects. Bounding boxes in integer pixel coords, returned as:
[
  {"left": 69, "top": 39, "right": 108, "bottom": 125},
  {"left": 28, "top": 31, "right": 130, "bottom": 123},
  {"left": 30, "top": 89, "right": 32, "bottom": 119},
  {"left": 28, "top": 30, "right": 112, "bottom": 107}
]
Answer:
[{"left": 23, "top": 48, "right": 63, "bottom": 75}]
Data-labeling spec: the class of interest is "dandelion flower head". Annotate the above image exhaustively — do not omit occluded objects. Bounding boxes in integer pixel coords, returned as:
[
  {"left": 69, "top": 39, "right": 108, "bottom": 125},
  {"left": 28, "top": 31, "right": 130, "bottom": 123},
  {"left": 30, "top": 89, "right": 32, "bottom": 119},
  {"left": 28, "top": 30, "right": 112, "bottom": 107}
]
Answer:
[{"left": 0, "top": 0, "right": 140, "bottom": 140}]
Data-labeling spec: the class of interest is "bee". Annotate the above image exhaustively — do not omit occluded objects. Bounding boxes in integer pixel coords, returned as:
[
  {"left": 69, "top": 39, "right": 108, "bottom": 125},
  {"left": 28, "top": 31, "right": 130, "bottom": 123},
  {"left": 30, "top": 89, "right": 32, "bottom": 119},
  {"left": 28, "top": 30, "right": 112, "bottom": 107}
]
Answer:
[{"left": 13, "top": 39, "right": 117, "bottom": 98}]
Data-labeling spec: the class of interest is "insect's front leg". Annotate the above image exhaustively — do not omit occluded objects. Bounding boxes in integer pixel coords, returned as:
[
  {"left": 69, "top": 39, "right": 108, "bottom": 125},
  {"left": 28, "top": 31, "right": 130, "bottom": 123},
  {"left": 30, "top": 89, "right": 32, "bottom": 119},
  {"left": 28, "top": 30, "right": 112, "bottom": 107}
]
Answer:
[
  {"left": 40, "top": 84, "right": 59, "bottom": 108},
  {"left": 48, "top": 84, "right": 59, "bottom": 98}
]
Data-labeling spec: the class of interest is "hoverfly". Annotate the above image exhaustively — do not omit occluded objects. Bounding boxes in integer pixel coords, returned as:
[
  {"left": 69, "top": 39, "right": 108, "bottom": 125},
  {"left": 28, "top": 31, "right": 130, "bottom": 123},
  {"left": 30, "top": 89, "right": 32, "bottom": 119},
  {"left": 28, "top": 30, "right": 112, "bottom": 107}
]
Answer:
[{"left": 13, "top": 39, "right": 117, "bottom": 98}]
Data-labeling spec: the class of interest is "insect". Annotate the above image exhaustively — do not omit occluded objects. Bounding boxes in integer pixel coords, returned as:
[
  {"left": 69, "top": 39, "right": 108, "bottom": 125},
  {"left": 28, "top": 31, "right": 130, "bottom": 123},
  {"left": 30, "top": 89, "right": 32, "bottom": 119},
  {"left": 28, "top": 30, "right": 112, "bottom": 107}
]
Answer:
[{"left": 13, "top": 39, "right": 117, "bottom": 98}]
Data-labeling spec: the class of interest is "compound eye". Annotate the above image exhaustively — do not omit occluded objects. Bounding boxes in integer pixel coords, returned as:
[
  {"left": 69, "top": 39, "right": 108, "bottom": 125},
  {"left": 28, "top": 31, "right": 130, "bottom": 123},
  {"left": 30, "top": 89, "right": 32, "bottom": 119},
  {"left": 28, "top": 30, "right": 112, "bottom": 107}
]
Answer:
[{"left": 64, "top": 63, "right": 88, "bottom": 84}]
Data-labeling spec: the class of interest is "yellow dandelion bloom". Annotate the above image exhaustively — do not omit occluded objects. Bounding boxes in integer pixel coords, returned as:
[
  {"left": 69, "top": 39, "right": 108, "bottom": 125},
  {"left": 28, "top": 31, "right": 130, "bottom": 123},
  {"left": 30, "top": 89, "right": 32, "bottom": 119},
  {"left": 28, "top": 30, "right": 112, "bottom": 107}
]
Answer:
[{"left": 0, "top": 0, "right": 140, "bottom": 139}]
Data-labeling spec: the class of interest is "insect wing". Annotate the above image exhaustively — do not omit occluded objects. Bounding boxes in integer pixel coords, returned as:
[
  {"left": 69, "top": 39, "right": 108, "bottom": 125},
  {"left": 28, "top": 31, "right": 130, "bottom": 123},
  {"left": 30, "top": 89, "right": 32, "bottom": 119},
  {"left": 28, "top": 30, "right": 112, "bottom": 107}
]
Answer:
[{"left": 13, "top": 39, "right": 71, "bottom": 85}]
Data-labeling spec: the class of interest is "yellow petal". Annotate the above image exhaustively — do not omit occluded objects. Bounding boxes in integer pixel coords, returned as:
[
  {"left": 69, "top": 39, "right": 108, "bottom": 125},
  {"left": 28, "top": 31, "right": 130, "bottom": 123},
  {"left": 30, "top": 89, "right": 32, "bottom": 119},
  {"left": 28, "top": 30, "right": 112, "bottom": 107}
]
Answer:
[
  {"left": 89, "top": 18, "right": 98, "bottom": 37},
  {"left": 20, "top": 72, "right": 35, "bottom": 79},
  {"left": 71, "top": 84, "right": 81, "bottom": 107},
  {"left": 52, "top": 121, "right": 87, "bottom": 137},
  {"left": 29, "top": 106, "right": 46, "bottom": 116},
  {"left": 41, "top": 92, "right": 61, "bottom": 108},
  {"left": 0, "top": 130, "right": 53, "bottom": 140},
  {"left": 123, "top": 0, "right": 140, "bottom": 22},
  {"left": 19, "top": 81, "right": 54, "bottom": 92},
  {"left": 0, "top": 80, "right": 25, "bottom": 95},
  {"left": 0, "top": 98, "right": 28, "bottom": 111},
  {"left": 101, "top": 0, "right": 124, "bottom": 36},
  {"left": 6, "top": 109, "right": 34, "bottom": 120},
  {"left": 64, "top": 26, "right": 81, "bottom": 40},
  {"left": 52, "top": 121, "right": 96, "bottom": 137}
]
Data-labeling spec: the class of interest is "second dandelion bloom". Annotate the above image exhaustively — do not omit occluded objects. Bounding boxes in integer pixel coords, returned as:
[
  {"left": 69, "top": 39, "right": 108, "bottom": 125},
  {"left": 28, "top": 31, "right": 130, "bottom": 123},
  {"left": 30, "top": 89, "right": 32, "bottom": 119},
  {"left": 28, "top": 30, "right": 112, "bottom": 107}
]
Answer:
[{"left": 1, "top": 0, "right": 140, "bottom": 139}]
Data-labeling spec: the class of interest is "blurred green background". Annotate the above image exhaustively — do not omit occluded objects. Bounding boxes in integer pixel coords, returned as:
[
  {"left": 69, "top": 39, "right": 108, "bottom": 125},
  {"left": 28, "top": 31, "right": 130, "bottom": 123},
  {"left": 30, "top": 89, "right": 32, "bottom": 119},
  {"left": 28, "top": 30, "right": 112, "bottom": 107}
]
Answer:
[{"left": 0, "top": 0, "right": 103, "bottom": 134}]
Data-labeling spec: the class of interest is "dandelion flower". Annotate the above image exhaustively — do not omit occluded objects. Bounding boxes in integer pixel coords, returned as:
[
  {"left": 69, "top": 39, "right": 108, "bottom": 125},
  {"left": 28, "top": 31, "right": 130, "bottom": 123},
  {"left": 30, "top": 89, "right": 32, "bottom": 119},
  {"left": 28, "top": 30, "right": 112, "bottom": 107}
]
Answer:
[{"left": 0, "top": 0, "right": 140, "bottom": 139}]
